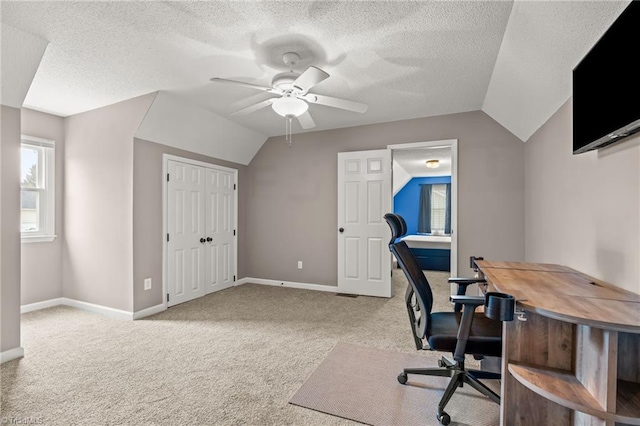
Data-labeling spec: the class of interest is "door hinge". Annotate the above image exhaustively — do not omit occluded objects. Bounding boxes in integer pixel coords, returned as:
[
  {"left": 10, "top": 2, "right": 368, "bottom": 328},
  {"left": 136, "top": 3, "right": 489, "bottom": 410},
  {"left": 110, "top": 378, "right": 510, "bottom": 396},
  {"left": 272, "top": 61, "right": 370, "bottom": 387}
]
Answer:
[
  {"left": 167, "top": 233, "right": 170, "bottom": 242},
  {"left": 167, "top": 173, "right": 170, "bottom": 182},
  {"left": 233, "top": 183, "right": 236, "bottom": 190},
  {"left": 233, "top": 275, "right": 236, "bottom": 281},
  {"left": 166, "top": 294, "right": 170, "bottom": 302},
  {"left": 233, "top": 230, "right": 236, "bottom": 236}
]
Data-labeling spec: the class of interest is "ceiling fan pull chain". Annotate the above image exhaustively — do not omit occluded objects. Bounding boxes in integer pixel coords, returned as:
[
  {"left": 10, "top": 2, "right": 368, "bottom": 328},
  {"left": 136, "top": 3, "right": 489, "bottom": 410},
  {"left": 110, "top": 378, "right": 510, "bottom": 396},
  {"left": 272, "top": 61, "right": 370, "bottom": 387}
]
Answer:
[{"left": 285, "top": 116, "right": 293, "bottom": 148}]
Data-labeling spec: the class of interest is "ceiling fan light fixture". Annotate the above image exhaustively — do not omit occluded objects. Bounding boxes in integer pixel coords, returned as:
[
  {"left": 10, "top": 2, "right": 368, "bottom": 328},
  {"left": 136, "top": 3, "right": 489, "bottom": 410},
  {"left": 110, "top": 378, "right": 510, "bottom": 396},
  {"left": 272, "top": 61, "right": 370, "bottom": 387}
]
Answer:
[
  {"left": 272, "top": 96, "right": 308, "bottom": 117},
  {"left": 426, "top": 159, "right": 440, "bottom": 169}
]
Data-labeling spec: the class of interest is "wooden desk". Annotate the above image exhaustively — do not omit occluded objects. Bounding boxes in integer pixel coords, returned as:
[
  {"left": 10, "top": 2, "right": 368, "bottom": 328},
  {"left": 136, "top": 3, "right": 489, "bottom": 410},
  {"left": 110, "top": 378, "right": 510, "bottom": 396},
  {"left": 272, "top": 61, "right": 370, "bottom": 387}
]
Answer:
[{"left": 475, "top": 260, "right": 640, "bottom": 426}]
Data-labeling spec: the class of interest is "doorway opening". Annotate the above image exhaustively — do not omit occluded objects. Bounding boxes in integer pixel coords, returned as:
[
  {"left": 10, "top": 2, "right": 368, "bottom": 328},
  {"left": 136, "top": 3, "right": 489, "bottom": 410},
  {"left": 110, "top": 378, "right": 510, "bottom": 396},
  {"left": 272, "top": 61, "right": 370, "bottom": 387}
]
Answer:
[{"left": 387, "top": 140, "right": 458, "bottom": 289}]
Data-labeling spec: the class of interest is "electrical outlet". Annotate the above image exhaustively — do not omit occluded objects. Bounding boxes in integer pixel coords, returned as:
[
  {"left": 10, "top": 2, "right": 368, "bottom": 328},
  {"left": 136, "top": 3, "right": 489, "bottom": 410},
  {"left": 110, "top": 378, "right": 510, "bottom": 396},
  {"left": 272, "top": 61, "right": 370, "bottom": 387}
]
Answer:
[
  {"left": 144, "top": 278, "right": 152, "bottom": 290},
  {"left": 297, "top": 261, "right": 303, "bottom": 269}
]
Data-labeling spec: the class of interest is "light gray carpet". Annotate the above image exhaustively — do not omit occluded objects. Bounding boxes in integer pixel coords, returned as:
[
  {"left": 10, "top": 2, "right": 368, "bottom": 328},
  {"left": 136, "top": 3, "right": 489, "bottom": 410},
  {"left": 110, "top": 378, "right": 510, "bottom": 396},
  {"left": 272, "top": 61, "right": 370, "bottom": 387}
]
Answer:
[
  {"left": 1, "top": 269, "right": 483, "bottom": 425},
  {"left": 290, "top": 342, "right": 499, "bottom": 426}
]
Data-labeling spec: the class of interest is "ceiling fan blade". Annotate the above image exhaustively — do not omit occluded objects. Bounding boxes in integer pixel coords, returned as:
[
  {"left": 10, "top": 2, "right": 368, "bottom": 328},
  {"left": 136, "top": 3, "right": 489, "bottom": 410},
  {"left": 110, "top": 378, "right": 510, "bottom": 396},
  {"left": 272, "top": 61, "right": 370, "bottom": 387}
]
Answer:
[
  {"left": 296, "top": 111, "right": 316, "bottom": 129},
  {"left": 292, "top": 66, "right": 330, "bottom": 94},
  {"left": 304, "top": 93, "right": 368, "bottom": 113},
  {"left": 210, "top": 77, "right": 279, "bottom": 93},
  {"left": 231, "top": 98, "right": 277, "bottom": 116}
]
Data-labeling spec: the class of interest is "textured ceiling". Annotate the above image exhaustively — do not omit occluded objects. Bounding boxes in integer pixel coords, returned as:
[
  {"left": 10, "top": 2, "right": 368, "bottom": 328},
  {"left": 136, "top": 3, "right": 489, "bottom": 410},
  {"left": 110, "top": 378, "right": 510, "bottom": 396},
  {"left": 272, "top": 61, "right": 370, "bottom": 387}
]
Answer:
[{"left": 1, "top": 1, "right": 630, "bottom": 141}]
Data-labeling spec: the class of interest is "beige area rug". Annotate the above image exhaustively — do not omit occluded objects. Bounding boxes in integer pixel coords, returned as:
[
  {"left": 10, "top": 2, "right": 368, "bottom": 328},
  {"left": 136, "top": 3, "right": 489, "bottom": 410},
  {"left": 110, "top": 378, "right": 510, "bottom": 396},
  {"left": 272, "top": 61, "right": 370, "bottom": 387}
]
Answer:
[{"left": 290, "top": 342, "right": 500, "bottom": 426}]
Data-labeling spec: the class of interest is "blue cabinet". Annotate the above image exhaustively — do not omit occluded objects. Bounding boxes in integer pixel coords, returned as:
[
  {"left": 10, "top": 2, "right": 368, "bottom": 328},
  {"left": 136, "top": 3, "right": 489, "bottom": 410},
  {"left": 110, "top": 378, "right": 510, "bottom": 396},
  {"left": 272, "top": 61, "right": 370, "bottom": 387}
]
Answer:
[{"left": 410, "top": 248, "right": 451, "bottom": 271}]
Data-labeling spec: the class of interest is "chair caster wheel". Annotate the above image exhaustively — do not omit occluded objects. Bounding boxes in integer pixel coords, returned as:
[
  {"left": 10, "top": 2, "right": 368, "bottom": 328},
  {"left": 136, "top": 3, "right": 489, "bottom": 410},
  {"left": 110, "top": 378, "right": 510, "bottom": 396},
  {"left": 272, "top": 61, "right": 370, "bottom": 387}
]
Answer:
[
  {"left": 436, "top": 412, "right": 451, "bottom": 425},
  {"left": 397, "top": 373, "right": 408, "bottom": 384}
]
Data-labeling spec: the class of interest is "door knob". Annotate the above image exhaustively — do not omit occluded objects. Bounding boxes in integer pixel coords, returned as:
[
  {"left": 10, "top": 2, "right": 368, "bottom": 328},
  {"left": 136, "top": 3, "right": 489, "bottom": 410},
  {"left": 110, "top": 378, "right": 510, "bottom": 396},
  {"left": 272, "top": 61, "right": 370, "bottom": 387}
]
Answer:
[
  {"left": 339, "top": 227, "right": 344, "bottom": 233},
  {"left": 200, "top": 238, "right": 206, "bottom": 243},
  {"left": 206, "top": 237, "right": 212, "bottom": 242}
]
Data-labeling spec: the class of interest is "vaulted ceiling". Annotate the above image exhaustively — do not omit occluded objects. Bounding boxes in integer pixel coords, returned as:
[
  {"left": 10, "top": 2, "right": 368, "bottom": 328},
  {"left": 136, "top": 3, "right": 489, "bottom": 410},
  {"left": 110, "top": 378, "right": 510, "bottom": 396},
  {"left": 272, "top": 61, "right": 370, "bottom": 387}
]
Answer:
[{"left": 1, "top": 1, "right": 630, "bottom": 142}]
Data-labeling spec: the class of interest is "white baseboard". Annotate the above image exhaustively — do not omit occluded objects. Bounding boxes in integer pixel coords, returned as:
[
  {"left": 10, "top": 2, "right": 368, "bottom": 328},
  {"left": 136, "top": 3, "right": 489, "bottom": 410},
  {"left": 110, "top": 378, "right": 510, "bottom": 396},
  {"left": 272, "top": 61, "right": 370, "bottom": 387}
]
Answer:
[
  {"left": 60, "top": 298, "right": 133, "bottom": 320},
  {"left": 20, "top": 297, "right": 133, "bottom": 320},
  {"left": 237, "top": 277, "right": 337, "bottom": 293},
  {"left": 21, "top": 298, "right": 65, "bottom": 313},
  {"left": 22, "top": 298, "right": 165, "bottom": 320},
  {"left": 235, "top": 277, "right": 250, "bottom": 286},
  {"left": 21, "top": 278, "right": 335, "bottom": 321},
  {"left": 1, "top": 347, "right": 24, "bottom": 364},
  {"left": 133, "top": 303, "right": 166, "bottom": 320}
]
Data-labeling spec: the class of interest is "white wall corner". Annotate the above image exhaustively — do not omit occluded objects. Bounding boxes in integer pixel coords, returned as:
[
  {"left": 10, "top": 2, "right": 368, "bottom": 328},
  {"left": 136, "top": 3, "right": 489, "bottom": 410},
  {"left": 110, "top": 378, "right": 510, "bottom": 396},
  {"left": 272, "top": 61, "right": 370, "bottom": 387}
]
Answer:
[{"left": 135, "top": 91, "right": 268, "bottom": 165}]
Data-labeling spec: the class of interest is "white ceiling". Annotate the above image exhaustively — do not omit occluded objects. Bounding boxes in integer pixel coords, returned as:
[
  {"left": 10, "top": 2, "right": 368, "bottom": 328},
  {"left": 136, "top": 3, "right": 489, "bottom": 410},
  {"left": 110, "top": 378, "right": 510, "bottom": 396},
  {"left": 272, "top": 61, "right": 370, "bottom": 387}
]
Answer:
[{"left": 1, "top": 1, "right": 630, "bottom": 141}]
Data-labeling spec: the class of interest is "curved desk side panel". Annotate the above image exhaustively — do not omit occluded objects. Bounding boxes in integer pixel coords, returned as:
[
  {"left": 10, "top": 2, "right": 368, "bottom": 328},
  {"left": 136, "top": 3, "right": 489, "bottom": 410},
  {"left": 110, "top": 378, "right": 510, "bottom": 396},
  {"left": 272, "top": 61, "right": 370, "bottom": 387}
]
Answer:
[{"left": 476, "top": 261, "right": 640, "bottom": 426}]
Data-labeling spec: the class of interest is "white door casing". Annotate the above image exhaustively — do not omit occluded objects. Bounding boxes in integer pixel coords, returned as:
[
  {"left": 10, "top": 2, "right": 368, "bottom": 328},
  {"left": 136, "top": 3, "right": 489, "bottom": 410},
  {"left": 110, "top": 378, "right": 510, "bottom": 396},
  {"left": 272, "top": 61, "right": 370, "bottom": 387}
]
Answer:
[
  {"left": 337, "top": 149, "right": 392, "bottom": 297},
  {"left": 164, "top": 156, "right": 237, "bottom": 307},
  {"left": 167, "top": 160, "right": 206, "bottom": 306}
]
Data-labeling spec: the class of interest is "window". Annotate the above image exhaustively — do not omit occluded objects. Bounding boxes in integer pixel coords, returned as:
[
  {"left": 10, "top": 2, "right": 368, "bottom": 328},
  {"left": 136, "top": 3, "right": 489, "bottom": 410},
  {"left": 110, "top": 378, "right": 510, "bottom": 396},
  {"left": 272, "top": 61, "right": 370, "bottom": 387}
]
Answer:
[
  {"left": 430, "top": 184, "right": 447, "bottom": 232},
  {"left": 21, "top": 136, "right": 55, "bottom": 242},
  {"left": 418, "top": 182, "right": 451, "bottom": 235}
]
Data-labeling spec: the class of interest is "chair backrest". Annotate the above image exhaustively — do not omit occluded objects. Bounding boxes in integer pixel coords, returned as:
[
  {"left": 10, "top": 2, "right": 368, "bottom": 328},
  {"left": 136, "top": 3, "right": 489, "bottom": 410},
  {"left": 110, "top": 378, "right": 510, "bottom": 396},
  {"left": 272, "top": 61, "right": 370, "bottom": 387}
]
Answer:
[
  {"left": 384, "top": 212, "right": 407, "bottom": 244},
  {"left": 397, "top": 214, "right": 408, "bottom": 238},
  {"left": 384, "top": 213, "right": 434, "bottom": 340}
]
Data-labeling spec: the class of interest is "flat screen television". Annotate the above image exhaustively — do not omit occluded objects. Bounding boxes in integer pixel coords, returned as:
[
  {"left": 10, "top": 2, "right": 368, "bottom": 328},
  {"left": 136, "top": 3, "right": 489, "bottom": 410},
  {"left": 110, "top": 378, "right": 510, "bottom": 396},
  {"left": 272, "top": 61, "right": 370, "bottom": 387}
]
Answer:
[{"left": 573, "top": 0, "right": 640, "bottom": 154}]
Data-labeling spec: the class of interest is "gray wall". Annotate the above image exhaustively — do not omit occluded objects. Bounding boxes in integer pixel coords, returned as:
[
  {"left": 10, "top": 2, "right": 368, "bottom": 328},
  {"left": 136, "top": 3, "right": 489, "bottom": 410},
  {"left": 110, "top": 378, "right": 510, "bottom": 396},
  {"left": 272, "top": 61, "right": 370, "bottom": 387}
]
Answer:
[
  {"left": 20, "top": 109, "right": 65, "bottom": 305},
  {"left": 525, "top": 99, "right": 640, "bottom": 294},
  {"left": 132, "top": 138, "right": 248, "bottom": 312},
  {"left": 246, "top": 111, "right": 525, "bottom": 285},
  {"left": 63, "top": 94, "right": 154, "bottom": 312},
  {"left": 1, "top": 106, "right": 21, "bottom": 352}
]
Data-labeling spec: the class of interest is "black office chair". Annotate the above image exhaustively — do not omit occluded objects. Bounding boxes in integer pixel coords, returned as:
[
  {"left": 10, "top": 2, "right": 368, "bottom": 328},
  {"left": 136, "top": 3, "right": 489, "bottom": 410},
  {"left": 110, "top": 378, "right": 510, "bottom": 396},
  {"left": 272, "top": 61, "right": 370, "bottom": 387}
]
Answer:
[{"left": 384, "top": 213, "right": 503, "bottom": 425}]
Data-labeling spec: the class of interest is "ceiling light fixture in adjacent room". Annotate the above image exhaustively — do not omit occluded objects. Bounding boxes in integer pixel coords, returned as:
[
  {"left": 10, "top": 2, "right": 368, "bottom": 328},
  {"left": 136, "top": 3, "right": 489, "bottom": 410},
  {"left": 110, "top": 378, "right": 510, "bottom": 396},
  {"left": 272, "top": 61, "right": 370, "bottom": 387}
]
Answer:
[{"left": 426, "top": 159, "right": 440, "bottom": 169}]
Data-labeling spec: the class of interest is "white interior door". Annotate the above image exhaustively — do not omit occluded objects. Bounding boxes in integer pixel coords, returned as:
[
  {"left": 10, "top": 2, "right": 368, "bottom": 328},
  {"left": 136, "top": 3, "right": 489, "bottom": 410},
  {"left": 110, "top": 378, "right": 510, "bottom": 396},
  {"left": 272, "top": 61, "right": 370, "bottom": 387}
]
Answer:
[
  {"left": 205, "top": 168, "right": 235, "bottom": 294},
  {"left": 167, "top": 160, "right": 206, "bottom": 307},
  {"left": 337, "top": 149, "right": 392, "bottom": 297}
]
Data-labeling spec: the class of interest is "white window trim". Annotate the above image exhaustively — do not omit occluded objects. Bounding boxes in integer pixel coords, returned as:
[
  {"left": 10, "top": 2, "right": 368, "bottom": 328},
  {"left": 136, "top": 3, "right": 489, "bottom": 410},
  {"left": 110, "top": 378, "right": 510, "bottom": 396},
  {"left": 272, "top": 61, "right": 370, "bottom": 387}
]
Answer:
[{"left": 21, "top": 135, "right": 56, "bottom": 243}]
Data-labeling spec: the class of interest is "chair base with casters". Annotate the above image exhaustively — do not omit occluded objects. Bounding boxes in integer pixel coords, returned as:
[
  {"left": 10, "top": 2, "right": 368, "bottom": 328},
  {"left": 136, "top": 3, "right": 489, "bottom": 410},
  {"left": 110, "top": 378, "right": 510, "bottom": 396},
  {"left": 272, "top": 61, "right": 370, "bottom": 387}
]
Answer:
[
  {"left": 397, "top": 353, "right": 500, "bottom": 425},
  {"left": 398, "top": 291, "right": 502, "bottom": 425}
]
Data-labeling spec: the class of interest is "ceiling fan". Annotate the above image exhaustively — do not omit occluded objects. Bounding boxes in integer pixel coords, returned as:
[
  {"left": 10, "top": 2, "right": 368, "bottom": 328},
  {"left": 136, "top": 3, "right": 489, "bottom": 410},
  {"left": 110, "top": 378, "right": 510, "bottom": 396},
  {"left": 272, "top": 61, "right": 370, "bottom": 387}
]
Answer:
[{"left": 210, "top": 52, "right": 368, "bottom": 131}]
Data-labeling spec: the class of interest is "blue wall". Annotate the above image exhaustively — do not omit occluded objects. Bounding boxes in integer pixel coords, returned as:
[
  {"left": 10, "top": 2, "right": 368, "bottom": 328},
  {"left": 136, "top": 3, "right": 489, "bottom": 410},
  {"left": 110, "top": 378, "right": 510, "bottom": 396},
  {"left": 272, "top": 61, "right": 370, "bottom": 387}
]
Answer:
[{"left": 393, "top": 176, "right": 451, "bottom": 235}]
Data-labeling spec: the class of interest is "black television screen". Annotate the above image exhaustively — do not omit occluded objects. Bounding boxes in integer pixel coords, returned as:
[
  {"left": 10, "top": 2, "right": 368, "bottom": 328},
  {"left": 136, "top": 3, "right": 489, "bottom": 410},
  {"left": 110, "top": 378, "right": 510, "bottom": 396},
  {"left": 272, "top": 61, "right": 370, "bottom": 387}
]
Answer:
[{"left": 573, "top": 0, "right": 640, "bottom": 154}]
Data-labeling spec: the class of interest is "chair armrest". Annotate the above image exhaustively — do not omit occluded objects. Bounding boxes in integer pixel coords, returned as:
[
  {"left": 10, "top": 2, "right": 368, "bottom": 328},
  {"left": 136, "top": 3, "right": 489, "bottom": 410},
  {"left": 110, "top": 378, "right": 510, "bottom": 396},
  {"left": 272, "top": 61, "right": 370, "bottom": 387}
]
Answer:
[
  {"left": 448, "top": 278, "right": 487, "bottom": 285},
  {"left": 449, "top": 279, "right": 488, "bottom": 312},
  {"left": 450, "top": 296, "right": 486, "bottom": 362},
  {"left": 449, "top": 295, "right": 485, "bottom": 306}
]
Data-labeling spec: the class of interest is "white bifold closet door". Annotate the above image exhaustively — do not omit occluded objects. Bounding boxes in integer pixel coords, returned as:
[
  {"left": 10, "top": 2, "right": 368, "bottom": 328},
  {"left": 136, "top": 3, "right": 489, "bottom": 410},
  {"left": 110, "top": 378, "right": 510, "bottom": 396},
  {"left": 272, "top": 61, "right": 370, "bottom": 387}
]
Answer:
[{"left": 167, "top": 159, "right": 235, "bottom": 307}]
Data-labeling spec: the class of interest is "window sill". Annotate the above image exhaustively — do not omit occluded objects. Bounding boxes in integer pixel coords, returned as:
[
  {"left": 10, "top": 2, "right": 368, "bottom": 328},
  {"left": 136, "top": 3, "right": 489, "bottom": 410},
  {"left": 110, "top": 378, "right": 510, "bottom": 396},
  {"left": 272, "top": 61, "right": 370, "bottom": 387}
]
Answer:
[{"left": 21, "top": 235, "right": 57, "bottom": 243}]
